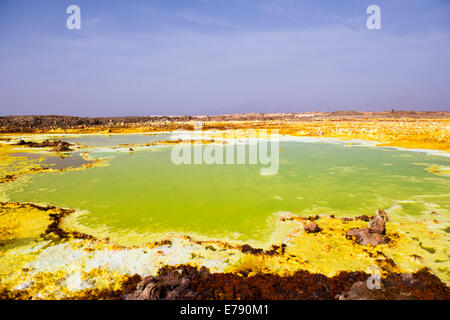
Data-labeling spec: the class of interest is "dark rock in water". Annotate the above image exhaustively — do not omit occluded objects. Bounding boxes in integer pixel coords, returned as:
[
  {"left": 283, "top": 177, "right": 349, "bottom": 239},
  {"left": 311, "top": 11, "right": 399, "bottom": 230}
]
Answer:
[
  {"left": 53, "top": 142, "right": 71, "bottom": 152},
  {"left": 16, "top": 139, "right": 72, "bottom": 151},
  {"left": 16, "top": 139, "right": 27, "bottom": 145},
  {"left": 305, "top": 222, "right": 320, "bottom": 233}
]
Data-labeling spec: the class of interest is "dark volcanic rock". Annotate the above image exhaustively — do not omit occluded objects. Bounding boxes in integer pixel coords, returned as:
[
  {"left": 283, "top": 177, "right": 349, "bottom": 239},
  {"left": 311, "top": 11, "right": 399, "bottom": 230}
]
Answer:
[
  {"left": 121, "top": 265, "right": 450, "bottom": 300},
  {"left": 15, "top": 139, "right": 72, "bottom": 151},
  {"left": 16, "top": 139, "right": 27, "bottom": 145},
  {"left": 337, "top": 270, "right": 449, "bottom": 300},
  {"left": 122, "top": 266, "right": 201, "bottom": 300},
  {"left": 53, "top": 142, "right": 72, "bottom": 152},
  {"left": 240, "top": 244, "right": 264, "bottom": 255}
]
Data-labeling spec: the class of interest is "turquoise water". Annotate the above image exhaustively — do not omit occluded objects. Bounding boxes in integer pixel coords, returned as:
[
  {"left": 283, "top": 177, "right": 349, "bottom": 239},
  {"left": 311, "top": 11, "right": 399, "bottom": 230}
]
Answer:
[{"left": 3, "top": 137, "right": 449, "bottom": 245}]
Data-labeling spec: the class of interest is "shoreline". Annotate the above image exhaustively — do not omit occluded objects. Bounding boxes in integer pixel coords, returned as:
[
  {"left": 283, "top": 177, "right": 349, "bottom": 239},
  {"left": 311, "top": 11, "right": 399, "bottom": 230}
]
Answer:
[{"left": 1, "top": 113, "right": 449, "bottom": 153}]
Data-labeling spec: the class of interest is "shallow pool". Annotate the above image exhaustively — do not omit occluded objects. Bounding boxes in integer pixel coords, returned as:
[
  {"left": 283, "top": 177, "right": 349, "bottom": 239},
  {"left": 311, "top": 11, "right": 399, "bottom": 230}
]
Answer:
[{"left": 2, "top": 135, "right": 449, "bottom": 246}]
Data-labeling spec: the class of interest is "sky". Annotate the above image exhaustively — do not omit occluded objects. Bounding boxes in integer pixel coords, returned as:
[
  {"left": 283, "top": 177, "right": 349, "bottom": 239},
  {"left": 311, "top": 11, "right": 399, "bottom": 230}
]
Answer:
[{"left": 0, "top": 0, "right": 449, "bottom": 116}]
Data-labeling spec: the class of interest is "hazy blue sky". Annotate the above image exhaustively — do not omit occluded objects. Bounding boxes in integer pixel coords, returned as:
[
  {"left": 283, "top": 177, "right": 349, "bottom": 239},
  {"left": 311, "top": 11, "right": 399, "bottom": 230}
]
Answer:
[{"left": 1, "top": 0, "right": 449, "bottom": 116}]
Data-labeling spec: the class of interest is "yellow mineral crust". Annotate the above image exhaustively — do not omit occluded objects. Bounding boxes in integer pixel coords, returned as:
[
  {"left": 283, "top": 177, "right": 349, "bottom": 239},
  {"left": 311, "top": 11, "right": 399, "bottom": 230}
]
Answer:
[
  {"left": 0, "top": 143, "right": 48, "bottom": 183},
  {"left": 0, "top": 199, "right": 448, "bottom": 299},
  {"left": 0, "top": 203, "right": 51, "bottom": 246},
  {"left": 427, "top": 165, "right": 450, "bottom": 177},
  {"left": 184, "top": 118, "right": 450, "bottom": 152},
  {"left": 0, "top": 141, "right": 108, "bottom": 187},
  {"left": 234, "top": 215, "right": 449, "bottom": 283}
]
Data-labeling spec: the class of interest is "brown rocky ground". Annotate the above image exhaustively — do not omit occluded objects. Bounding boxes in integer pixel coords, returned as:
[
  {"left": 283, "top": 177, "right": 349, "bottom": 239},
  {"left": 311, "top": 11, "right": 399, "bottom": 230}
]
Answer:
[
  {"left": 0, "top": 111, "right": 449, "bottom": 132},
  {"left": 120, "top": 265, "right": 449, "bottom": 300},
  {"left": 120, "top": 212, "right": 448, "bottom": 300}
]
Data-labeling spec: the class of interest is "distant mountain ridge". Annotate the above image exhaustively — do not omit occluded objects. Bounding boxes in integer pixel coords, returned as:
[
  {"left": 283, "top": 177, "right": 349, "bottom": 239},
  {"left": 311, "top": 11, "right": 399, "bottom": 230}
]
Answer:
[{"left": 0, "top": 111, "right": 449, "bottom": 132}]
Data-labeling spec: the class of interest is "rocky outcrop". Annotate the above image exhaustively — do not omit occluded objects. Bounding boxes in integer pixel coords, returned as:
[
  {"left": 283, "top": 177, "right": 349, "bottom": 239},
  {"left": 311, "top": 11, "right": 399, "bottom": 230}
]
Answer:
[
  {"left": 304, "top": 222, "right": 321, "bottom": 233},
  {"left": 368, "top": 215, "right": 386, "bottom": 234},
  {"left": 122, "top": 265, "right": 450, "bottom": 300},
  {"left": 337, "top": 270, "right": 449, "bottom": 300},
  {"left": 122, "top": 266, "right": 203, "bottom": 300},
  {"left": 16, "top": 139, "right": 72, "bottom": 152},
  {"left": 53, "top": 142, "right": 72, "bottom": 152},
  {"left": 346, "top": 210, "right": 388, "bottom": 246}
]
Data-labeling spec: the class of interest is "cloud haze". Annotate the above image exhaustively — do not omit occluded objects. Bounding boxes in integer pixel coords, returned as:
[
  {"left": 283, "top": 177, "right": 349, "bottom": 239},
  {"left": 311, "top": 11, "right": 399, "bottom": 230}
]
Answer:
[{"left": 0, "top": 0, "right": 449, "bottom": 116}]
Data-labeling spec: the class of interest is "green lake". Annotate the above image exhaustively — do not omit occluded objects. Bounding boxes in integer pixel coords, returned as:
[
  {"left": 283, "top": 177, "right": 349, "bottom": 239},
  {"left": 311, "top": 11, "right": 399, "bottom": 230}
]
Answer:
[{"left": 3, "top": 135, "right": 449, "bottom": 246}]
